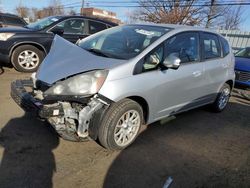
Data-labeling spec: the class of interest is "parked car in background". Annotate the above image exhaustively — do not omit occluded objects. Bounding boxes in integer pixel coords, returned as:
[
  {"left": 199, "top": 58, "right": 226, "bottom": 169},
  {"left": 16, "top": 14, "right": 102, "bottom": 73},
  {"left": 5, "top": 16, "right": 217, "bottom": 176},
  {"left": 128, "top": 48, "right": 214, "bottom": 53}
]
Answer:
[
  {"left": 234, "top": 47, "right": 250, "bottom": 87},
  {"left": 11, "top": 24, "right": 235, "bottom": 150},
  {"left": 0, "top": 15, "right": 117, "bottom": 72},
  {"left": 0, "top": 13, "right": 27, "bottom": 28}
]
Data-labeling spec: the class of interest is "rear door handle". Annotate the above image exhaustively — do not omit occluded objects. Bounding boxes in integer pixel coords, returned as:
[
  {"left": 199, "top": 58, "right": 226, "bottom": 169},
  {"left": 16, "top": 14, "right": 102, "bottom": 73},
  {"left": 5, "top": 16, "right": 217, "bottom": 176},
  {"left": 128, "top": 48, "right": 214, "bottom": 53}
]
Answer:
[{"left": 192, "top": 71, "right": 202, "bottom": 77}]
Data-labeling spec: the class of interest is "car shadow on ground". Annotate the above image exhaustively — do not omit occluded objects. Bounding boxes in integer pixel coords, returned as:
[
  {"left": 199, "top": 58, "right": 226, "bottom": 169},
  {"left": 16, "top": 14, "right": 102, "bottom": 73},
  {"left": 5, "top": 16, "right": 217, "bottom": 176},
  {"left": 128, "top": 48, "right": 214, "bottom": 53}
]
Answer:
[
  {"left": 0, "top": 61, "right": 14, "bottom": 75},
  {"left": 0, "top": 65, "right": 4, "bottom": 75},
  {"left": 103, "top": 102, "right": 250, "bottom": 188},
  {"left": 0, "top": 113, "right": 59, "bottom": 188}
]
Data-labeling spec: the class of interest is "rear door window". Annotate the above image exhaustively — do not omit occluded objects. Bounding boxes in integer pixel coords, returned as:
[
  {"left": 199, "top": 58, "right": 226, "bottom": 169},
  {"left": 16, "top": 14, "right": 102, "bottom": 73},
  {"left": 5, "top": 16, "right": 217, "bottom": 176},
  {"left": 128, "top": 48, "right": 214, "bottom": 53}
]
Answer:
[
  {"left": 202, "top": 33, "right": 221, "bottom": 59},
  {"left": 55, "top": 19, "right": 86, "bottom": 34},
  {"left": 88, "top": 21, "right": 107, "bottom": 34}
]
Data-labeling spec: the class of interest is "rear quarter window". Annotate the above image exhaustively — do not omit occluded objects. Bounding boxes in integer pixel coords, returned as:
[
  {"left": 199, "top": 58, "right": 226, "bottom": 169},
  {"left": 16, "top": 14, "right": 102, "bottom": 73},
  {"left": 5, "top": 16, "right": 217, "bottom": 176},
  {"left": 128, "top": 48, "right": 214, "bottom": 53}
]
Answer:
[
  {"left": 220, "top": 37, "right": 230, "bottom": 57},
  {"left": 202, "top": 33, "right": 221, "bottom": 60}
]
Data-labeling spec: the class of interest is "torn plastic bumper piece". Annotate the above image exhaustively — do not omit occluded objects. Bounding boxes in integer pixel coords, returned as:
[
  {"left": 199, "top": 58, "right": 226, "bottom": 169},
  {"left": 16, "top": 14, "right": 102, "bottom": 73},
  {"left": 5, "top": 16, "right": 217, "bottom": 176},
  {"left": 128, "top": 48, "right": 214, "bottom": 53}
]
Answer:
[
  {"left": 11, "top": 79, "right": 64, "bottom": 119},
  {"left": 11, "top": 79, "right": 43, "bottom": 113}
]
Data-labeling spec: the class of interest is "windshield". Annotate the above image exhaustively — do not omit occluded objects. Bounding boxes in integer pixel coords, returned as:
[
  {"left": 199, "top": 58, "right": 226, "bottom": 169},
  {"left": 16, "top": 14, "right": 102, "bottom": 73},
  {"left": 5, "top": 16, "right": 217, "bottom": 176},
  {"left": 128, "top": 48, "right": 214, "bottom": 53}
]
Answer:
[
  {"left": 235, "top": 48, "right": 250, "bottom": 59},
  {"left": 78, "top": 25, "right": 170, "bottom": 60},
  {"left": 26, "top": 16, "right": 60, "bottom": 30}
]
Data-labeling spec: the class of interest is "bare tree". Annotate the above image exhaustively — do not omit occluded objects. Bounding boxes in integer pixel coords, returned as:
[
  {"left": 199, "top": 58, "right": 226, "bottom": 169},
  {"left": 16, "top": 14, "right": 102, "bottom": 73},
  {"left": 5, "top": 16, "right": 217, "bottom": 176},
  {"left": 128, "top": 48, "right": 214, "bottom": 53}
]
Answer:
[
  {"left": 49, "top": 0, "right": 64, "bottom": 15},
  {"left": 203, "top": 0, "right": 231, "bottom": 28},
  {"left": 31, "top": 8, "right": 44, "bottom": 21},
  {"left": 202, "top": 0, "right": 245, "bottom": 29},
  {"left": 136, "top": 0, "right": 203, "bottom": 25},
  {"left": 68, "top": 9, "right": 77, "bottom": 16},
  {"left": 134, "top": 0, "right": 244, "bottom": 29},
  {"left": 220, "top": 6, "right": 244, "bottom": 30},
  {"left": 15, "top": 0, "right": 30, "bottom": 18},
  {"left": 15, "top": 6, "right": 29, "bottom": 18}
]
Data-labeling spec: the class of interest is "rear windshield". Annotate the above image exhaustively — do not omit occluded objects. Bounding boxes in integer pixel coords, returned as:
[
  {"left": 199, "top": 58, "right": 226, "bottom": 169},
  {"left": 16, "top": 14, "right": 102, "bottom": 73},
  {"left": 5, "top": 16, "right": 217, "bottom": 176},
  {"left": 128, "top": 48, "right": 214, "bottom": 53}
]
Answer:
[{"left": 79, "top": 25, "right": 170, "bottom": 60}]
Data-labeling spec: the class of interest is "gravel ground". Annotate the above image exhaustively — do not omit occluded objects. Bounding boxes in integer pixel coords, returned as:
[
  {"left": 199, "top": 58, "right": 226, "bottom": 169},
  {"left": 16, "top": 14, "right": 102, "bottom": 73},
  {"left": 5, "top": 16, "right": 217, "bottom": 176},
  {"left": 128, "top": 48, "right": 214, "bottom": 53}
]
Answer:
[{"left": 0, "top": 66, "right": 249, "bottom": 188}]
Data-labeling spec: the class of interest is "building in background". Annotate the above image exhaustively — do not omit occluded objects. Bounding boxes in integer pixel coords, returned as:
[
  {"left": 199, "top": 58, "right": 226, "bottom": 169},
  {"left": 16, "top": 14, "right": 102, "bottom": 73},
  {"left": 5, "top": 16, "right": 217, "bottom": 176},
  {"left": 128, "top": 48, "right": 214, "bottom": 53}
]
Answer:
[{"left": 81, "top": 7, "right": 121, "bottom": 24}]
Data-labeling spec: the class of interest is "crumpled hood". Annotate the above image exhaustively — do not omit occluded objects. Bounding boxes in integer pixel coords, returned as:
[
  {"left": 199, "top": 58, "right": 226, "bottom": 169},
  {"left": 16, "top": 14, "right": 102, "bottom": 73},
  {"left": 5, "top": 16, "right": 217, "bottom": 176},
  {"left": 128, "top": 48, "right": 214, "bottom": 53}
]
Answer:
[{"left": 36, "top": 35, "right": 126, "bottom": 84}]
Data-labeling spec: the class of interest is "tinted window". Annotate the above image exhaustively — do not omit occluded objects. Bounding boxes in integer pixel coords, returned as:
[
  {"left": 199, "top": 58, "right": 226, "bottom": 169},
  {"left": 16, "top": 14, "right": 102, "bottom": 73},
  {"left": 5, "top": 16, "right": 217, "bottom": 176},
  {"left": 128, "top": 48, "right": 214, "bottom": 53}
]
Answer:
[
  {"left": 89, "top": 21, "right": 107, "bottom": 34},
  {"left": 202, "top": 33, "right": 221, "bottom": 59},
  {"left": 220, "top": 37, "right": 230, "bottom": 57},
  {"left": 56, "top": 19, "right": 85, "bottom": 34},
  {"left": 3, "top": 16, "right": 25, "bottom": 25},
  {"left": 165, "top": 32, "right": 199, "bottom": 63}
]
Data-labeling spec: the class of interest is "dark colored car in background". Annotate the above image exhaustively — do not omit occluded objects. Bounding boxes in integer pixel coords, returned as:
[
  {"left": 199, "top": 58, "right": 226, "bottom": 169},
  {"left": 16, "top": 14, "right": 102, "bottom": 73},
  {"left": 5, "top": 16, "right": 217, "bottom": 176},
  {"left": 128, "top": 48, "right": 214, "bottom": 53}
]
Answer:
[
  {"left": 235, "top": 47, "right": 250, "bottom": 88},
  {"left": 0, "top": 15, "right": 117, "bottom": 72},
  {"left": 0, "top": 13, "right": 27, "bottom": 28}
]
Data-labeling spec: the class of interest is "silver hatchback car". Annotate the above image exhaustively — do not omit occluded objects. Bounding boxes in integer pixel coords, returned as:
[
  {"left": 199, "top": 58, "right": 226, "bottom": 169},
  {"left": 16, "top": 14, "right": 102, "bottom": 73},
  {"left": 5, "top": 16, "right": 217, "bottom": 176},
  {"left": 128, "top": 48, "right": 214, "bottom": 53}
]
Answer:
[{"left": 11, "top": 24, "right": 235, "bottom": 150}]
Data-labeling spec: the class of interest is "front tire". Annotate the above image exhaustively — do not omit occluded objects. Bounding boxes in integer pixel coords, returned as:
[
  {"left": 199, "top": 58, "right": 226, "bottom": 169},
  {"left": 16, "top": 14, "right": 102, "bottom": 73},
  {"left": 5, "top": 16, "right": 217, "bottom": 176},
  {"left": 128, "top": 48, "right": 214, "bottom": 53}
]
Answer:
[
  {"left": 11, "top": 45, "right": 45, "bottom": 72},
  {"left": 211, "top": 83, "right": 231, "bottom": 112},
  {"left": 98, "top": 99, "right": 143, "bottom": 150}
]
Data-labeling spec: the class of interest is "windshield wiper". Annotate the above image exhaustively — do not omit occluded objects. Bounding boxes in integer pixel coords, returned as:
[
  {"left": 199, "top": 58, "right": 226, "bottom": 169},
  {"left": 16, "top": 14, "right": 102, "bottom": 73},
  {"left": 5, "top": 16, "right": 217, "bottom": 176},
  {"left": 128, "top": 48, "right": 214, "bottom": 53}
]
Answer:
[{"left": 86, "top": 48, "right": 111, "bottom": 58}]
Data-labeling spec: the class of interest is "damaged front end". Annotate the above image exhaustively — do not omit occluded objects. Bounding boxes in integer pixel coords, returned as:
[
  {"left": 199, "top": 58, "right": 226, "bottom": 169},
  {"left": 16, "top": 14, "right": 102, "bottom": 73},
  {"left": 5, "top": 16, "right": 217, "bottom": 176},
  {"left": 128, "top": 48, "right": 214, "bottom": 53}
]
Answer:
[
  {"left": 11, "top": 77, "right": 110, "bottom": 141},
  {"left": 10, "top": 36, "right": 118, "bottom": 141}
]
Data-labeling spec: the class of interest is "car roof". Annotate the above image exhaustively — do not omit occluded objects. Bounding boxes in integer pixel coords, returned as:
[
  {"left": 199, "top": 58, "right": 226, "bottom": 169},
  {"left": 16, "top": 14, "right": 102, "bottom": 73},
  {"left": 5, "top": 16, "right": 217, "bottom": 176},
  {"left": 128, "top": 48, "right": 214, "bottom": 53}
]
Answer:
[
  {"left": 127, "top": 22, "right": 218, "bottom": 34},
  {"left": 0, "top": 13, "right": 22, "bottom": 18},
  {"left": 53, "top": 15, "right": 118, "bottom": 26}
]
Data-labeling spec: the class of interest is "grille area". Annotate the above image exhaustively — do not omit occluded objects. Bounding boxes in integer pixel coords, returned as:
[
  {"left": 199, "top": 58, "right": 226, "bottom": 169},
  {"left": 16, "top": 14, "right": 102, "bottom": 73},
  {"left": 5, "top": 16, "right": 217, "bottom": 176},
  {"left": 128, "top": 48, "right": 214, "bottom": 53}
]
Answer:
[{"left": 235, "top": 70, "right": 250, "bottom": 82}]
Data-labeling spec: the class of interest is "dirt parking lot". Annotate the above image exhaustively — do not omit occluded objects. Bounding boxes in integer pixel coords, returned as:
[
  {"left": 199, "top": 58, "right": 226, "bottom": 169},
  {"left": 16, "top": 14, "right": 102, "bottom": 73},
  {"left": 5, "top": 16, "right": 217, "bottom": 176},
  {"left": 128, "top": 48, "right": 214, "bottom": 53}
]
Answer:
[{"left": 0, "top": 66, "right": 249, "bottom": 188}]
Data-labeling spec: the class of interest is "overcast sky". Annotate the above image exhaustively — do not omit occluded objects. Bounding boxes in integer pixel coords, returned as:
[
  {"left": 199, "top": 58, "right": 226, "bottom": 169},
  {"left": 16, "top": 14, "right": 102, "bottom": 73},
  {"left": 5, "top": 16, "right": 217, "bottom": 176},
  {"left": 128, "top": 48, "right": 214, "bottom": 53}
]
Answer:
[{"left": 1, "top": 0, "right": 250, "bottom": 31}]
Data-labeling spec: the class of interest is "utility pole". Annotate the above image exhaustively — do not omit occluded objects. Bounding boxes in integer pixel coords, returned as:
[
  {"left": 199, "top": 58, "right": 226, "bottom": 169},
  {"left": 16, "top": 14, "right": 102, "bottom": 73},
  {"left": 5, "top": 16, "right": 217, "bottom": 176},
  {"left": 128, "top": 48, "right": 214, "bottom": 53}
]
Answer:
[{"left": 81, "top": 0, "right": 84, "bottom": 15}]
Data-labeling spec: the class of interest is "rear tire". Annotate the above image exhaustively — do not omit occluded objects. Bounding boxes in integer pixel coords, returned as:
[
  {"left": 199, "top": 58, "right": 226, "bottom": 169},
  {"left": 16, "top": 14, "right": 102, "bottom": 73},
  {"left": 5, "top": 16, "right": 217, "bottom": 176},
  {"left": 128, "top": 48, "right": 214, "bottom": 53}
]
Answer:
[
  {"left": 98, "top": 99, "right": 143, "bottom": 150},
  {"left": 11, "top": 45, "right": 45, "bottom": 72},
  {"left": 211, "top": 83, "right": 231, "bottom": 112}
]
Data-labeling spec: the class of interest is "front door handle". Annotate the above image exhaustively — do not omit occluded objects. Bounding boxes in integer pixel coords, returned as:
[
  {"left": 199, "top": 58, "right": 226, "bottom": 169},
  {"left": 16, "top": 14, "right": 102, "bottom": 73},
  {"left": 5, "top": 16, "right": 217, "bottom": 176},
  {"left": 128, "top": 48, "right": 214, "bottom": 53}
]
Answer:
[{"left": 192, "top": 71, "right": 202, "bottom": 77}]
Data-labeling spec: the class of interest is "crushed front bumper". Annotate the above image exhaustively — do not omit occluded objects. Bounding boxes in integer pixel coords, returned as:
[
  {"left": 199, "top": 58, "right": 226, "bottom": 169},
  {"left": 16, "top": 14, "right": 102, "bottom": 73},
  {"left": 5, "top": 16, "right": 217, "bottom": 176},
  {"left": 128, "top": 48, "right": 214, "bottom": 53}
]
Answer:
[
  {"left": 11, "top": 79, "right": 109, "bottom": 141},
  {"left": 11, "top": 79, "right": 64, "bottom": 119}
]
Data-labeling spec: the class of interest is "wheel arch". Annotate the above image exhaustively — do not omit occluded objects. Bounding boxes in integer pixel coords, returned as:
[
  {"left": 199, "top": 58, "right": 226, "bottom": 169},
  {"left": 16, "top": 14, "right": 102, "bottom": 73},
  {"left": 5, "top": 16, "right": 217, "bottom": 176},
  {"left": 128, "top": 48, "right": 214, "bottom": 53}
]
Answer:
[
  {"left": 10, "top": 41, "right": 47, "bottom": 58},
  {"left": 225, "top": 79, "right": 234, "bottom": 90},
  {"left": 127, "top": 96, "right": 149, "bottom": 124}
]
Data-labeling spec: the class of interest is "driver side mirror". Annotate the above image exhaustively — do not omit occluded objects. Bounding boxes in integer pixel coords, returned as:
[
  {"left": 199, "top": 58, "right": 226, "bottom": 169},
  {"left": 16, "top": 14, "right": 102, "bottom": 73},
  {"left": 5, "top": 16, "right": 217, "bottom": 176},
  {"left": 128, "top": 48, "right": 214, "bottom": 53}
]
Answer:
[
  {"left": 163, "top": 53, "right": 181, "bottom": 69},
  {"left": 50, "top": 27, "right": 64, "bottom": 35}
]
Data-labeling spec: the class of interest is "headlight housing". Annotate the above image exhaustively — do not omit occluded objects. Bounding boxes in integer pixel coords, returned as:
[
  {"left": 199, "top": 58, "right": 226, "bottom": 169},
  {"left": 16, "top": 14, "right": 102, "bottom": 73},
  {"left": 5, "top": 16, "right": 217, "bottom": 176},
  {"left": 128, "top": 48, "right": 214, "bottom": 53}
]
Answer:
[
  {"left": 45, "top": 70, "right": 108, "bottom": 96},
  {"left": 0, "top": 33, "right": 15, "bottom": 41}
]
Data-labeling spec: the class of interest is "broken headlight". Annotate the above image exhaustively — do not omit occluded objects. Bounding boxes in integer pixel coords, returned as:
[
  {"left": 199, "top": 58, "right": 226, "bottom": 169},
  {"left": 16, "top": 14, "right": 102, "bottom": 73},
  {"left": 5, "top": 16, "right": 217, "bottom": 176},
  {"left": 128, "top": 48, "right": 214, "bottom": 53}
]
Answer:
[{"left": 45, "top": 70, "right": 108, "bottom": 95}]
